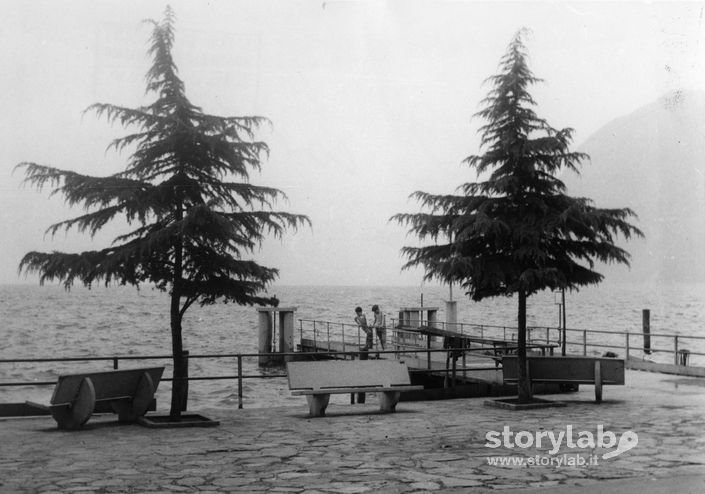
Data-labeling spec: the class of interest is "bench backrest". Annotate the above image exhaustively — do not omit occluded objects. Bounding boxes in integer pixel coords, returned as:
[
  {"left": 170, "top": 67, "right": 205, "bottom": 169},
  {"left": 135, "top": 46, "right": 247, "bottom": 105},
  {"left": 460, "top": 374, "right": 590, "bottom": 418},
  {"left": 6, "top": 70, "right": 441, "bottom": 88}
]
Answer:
[
  {"left": 50, "top": 367, "right": 165, "bottom": 404},
  {"left": 287, "top": 360, "right": 412, "bottom": 391},
  {"left": 502, "top": 356, "right": 625, "bottom": 384}
]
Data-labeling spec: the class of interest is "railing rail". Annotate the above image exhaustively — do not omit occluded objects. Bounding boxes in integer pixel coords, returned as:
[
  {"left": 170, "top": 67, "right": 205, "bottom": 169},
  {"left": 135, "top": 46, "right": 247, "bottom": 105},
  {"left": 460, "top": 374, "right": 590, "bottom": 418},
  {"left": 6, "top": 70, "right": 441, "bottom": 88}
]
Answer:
[
  {"left": 4, "top": 318, "right": 703, "bottom": 413},
  {"left": 299, "top": 317, "right": 705, "bottom": 367},
  {"left": 0, "top": 348, "right": 493, "bottom": 411}
]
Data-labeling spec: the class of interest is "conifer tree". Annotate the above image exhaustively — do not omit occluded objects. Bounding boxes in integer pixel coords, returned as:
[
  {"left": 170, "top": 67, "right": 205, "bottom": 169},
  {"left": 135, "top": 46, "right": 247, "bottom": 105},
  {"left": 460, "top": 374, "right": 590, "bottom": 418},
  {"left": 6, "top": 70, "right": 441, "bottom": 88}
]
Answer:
[
  {"left": 392, "top": 29, "right": 642, "bottom": 403},
  {"left": 16, "top": 7, "right": 310, "bottom": 418}
]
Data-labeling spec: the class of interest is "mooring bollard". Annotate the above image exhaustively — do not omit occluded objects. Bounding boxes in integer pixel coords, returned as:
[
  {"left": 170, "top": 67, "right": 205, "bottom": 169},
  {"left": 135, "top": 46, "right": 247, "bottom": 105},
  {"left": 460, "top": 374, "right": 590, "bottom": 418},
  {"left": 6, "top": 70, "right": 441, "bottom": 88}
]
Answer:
[{"left": 642, "top": 309, "right": 651, "bottom": 355}]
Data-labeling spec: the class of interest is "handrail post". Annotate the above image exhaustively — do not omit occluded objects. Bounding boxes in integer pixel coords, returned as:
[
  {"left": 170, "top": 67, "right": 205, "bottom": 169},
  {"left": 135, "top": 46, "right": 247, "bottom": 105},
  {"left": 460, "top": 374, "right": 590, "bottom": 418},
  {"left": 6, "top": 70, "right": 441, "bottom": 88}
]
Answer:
[
  {"left": 625, "top": 332, "right": 630, "bottom": 360},
  {"left": 237, "top": 354, "right": 243, "bottom": 409},
  {"left": 181, "top": 350, "right": 189, "bottom": 412},
  {"left": 674, "top": 336, "right": 679, "bottom": 366},
  {"left": 341, "top": 323, "right": 345, "bottom": 354},
  {"left": 327, "top": 322, "right": 331, "bottom": 351},
  {"left": 583, "top": 330, "right": 587, "bottom": 356},
  {"left": 113, "top": 357, "right": 118, "bottom": 370},
  {"left": 427, "top": 336, "right": 431, "bottom": 370},
  {"left": 546, "top": 327, "right": 549, "bottom": 344}
]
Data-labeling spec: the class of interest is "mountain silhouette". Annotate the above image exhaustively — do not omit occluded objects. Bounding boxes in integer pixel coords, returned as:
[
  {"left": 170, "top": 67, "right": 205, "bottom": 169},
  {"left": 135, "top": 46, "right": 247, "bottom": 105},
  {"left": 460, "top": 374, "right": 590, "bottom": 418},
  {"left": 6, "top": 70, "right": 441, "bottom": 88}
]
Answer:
[{"left": 564, "top": 90, "right": 705, "bottom": 282}]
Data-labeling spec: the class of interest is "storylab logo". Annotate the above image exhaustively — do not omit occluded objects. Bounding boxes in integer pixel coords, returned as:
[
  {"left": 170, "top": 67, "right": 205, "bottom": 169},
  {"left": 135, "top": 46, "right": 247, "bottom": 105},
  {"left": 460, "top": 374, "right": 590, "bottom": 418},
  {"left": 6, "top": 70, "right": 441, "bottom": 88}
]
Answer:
[{"left": 485, "top": 425, "right": 638, "bottom": 460}]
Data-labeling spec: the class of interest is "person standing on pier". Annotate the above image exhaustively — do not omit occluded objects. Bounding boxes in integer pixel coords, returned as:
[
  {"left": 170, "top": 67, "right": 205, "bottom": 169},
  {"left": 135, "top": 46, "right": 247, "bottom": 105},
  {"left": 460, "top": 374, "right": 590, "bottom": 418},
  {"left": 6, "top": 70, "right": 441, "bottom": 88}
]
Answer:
[
  {"left": 371, "top": 304, "right": 386, "bottom": 351},
  {"left": 354, "top": 307, "right": 373, "bottom": 350}
]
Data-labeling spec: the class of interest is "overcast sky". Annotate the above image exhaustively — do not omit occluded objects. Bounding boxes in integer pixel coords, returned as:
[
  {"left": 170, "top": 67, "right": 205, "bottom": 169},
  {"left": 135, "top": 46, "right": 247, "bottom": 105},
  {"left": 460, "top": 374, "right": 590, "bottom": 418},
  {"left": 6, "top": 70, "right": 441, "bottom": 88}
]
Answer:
[{"left": 2, "top": 1, "right": 704, "bottom": 286}]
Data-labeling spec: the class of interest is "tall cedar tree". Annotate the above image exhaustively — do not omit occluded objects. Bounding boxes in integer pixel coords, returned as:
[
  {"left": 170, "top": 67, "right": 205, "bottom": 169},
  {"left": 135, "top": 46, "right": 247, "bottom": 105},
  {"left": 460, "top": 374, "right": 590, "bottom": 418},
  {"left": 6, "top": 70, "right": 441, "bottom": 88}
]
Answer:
[
  {"left": 16, "top": 8, "right": 310, "bottom": 418},
  {"left": 392, "top": 30, "right": 642, "bottom": 403}
]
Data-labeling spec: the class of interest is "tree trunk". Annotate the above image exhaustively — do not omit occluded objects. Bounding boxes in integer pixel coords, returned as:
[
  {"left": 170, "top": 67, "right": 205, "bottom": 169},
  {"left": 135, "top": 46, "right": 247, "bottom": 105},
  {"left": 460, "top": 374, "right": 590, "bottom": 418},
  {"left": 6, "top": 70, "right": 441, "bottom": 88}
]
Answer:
[
  {"left": 169, "top": 289, "right": 186, "bottom": 419},
  {"left": 516, "top": 289, "right": 532, "bottom": 403},
  {"left": 169, "top": 198, "right": 186, "bottom": 420}
]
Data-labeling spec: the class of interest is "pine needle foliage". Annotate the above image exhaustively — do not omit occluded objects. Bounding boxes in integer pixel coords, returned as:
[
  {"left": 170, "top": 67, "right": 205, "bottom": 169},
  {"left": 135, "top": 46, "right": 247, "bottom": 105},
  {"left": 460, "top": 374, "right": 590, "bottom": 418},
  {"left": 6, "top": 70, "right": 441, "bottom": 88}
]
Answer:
[
  {"left": 16, "top": 7, "right": 310, "bottom": 417},
  {"left": 392, "top": 29, "right": 642, "bottom": 402}
]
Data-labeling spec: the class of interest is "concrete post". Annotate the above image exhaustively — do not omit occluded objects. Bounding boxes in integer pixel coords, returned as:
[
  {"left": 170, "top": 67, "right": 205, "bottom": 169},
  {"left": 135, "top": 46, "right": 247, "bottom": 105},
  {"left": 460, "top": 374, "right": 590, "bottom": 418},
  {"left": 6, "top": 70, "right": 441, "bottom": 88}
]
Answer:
[
  {"left": 428, "top": 309, "right": 438, "bottom": 329},
  {"left": 445, "top": 301, "right": 457, "bottom": 330},
  {"left": 257, "top": 307, "right": 297, "bottom": 367},
  {"left": 279, "top": 309, "right": 296, "bottom": 361}
]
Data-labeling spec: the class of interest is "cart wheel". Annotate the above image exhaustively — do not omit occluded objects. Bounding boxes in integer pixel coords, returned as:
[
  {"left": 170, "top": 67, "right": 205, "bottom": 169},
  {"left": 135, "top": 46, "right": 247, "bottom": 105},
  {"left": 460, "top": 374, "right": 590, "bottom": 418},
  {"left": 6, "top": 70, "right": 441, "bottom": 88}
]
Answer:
[
  {"left": 131, "top": 371, "right": 155, "bottom": 417},
  {"left": 113, "top": 371, "right": 155, "bottom": 422},
  {"left": 51, "top": 377, "right": 96, "bottom": 430}
]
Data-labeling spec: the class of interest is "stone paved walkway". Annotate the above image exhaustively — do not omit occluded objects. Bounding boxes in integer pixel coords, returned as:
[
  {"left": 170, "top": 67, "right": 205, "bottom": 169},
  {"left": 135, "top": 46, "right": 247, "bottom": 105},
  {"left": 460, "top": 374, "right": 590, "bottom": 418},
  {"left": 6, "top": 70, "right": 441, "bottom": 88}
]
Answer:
[{"left": 1, "top": 369, "right": 704, "bottom": 493}]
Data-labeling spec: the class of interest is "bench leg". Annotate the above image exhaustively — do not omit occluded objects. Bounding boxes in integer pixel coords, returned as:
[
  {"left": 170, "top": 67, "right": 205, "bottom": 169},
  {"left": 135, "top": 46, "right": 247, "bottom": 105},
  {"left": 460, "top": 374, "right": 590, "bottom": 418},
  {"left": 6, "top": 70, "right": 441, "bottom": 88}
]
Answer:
[
  {"left": 305, "top": 394, "right": 330, "bottom": 417},
  {"left": 594, "top": 361, "right": 603, "bottom": 403},
  {"left": 111, "top": 371, "right": 156, "bottom": 422},
  {"left": 379, "top": 391, "right": 401, "bottom": 413},
  {"left": 51, "top": 377, "right": 96, "bottom": 430}
]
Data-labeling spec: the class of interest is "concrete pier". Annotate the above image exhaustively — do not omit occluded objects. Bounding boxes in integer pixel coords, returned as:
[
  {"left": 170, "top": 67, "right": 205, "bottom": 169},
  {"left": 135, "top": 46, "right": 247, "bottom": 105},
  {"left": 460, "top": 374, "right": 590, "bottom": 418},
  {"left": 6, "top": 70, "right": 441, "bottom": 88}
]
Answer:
[
  {"left": 256, "top": 306, "right": 297, "bottom": 366},
  {"left": 1, "top": 369, "right": 703, "bottom": 493}
]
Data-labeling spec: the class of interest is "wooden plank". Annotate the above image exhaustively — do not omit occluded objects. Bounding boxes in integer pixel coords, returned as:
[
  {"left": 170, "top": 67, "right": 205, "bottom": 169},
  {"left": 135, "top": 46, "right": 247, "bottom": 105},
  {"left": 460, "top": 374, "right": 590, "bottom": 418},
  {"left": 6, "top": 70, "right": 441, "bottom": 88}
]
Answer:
[
  {"left": 49, "top": 367, "right": 164, "bottom": 405},
  {"left": 501, "top": 356, "right": 625, "bottom": 384},
  {"left": 298, "top": 338, "right": 359, "bottom": 355},
  {"left": 0, "top": 402, "right": 51, "bottom": 417},
  {"left": 627, "top": 358, "right": 705, "bottom": 377},
  {"left": 287, "top": 360, "right": 413, "bottom": 391},
  {"left": 291, "top": 385, "right": 422, "bottom": 395},
  {"left": 503, "top": 378, "right": 622, "bottom": 384}
]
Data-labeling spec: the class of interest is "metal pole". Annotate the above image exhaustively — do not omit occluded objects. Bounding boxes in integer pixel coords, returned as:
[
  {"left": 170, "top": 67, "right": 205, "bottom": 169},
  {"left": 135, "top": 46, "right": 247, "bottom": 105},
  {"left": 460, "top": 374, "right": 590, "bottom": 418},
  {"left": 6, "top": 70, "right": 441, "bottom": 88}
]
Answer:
[
  {"left": 674, "top": 336, "right": 679, "bottom": 366},
  {"left": 583, "top": 330, "right": 587, "bottom": 356},
  {"left": 341, "top": 323, "right": 345, "bottom": 353},
  {"left": 181, "top": 350, "right": 189, "bottom": 412},
  {"left": 237, "top": 355, "right": 243, "bottom": 409},
  {"left": 561, "top": 288, "right": 567, "bottom": 356},
  {"left": 427, "top": 335, "right": 431, "bottom": 370},
  {"left": 626, "top": 332, "right": 630, "bottom": 360}
]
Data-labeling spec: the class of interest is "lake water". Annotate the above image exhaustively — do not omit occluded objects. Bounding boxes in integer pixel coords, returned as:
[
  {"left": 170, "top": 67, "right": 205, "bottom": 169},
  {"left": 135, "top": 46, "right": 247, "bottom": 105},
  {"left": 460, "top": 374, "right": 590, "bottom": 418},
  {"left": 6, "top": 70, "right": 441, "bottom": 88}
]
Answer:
[{"left": 1, "top": 281, "right": 703, "bottom": 409}]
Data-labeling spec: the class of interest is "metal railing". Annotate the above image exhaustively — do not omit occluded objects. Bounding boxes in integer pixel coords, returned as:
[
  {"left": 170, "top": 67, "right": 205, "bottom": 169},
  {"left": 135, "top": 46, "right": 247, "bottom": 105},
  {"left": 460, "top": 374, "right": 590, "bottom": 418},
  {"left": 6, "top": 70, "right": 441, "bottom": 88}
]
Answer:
[
  {"left": 0, "top": 347, "right": 494, "bottom": 412},
  {"left": 300, "top": 318, "right": 705, "bottom": 368},
  {"left": 3, "top": 318, "right": 702, "bottom": 414},
  {"left": 297, "top": 319, "right": 554, "bottom": 370},
  {"left": 0, "top": 352, "right": 282, "bottom": 410}
]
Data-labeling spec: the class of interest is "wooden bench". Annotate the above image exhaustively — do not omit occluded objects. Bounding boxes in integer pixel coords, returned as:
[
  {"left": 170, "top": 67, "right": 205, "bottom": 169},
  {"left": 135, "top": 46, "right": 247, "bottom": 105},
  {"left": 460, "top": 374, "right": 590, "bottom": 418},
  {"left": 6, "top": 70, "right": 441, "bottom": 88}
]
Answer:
[
  {"left": 286, "top": 360, "right": 423, "bottom": 417},
  {"left": 484, "top": 340, "right": 559, "bottom": 367},
  {"left": 501, "top": 355, "right": 624, "bottom": 402},
  {"left": 411, "top": 326, "right": 557, "bottom": 368},
  {"left": 28, "top": 367, "right": 165, "bottom": 429}
]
